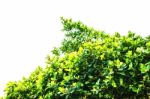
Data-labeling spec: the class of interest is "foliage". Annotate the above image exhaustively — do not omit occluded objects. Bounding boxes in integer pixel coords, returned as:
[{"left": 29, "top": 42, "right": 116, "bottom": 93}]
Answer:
[{"left": 3, "top": 18, "right": 150, "bottom": 98}]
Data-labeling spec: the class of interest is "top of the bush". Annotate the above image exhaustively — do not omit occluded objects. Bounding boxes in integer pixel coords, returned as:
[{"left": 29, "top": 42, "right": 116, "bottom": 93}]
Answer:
[{"left": 3, "top": 17, "right": 150, "bottom": 99}]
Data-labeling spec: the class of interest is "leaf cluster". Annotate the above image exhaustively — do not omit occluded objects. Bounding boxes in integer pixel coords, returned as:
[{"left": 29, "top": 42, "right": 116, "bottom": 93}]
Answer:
[{"left": 3, "top": 18, "right": 150, "bottom": 99}]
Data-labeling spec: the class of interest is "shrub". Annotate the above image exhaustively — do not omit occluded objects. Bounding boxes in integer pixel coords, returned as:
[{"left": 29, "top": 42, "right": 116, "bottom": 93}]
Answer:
[{"left": 4, "top": 18, "right": 150, "bottom": 98}]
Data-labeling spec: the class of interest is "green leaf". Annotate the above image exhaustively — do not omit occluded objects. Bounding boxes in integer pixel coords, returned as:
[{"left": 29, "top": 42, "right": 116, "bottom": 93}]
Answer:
[
  {"left": 119, "top": 78, "right": 123, "bottom": 86},
  {"left": 111, "top": 80, "right": 117, "bottom": 87},
  {"left": 126, "top": 51, "right": 132, "bottom": 58},
  {"left": 140, "top": 64, "right": 148, "bottom": 73},
  {"left": 128, "top": 63, "right": 133, "bottom": 70},
  {"left": 146, "top": 42, "right": 150, "bottom": 47},
  {"left": 58, "top": 87, "right": 65, "bottom": 93}
]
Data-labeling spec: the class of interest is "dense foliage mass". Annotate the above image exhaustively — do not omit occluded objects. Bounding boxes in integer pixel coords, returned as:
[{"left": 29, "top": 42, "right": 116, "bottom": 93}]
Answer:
[{"left": 2, "top": 18, "right": 150, "bottom": 98}]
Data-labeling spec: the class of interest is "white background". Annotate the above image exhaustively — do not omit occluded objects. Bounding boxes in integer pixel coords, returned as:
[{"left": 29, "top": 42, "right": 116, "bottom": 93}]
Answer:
[{"left": 0, "top": 0, "right": 150, "bottom": 96}]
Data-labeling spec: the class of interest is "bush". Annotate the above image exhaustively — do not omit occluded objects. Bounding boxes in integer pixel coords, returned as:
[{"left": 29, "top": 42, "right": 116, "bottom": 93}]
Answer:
[{"left": 4, "top": 18, "right": 150, "bottom": 98}]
